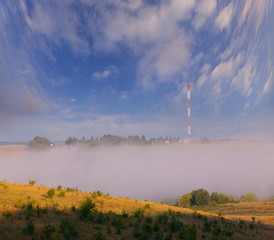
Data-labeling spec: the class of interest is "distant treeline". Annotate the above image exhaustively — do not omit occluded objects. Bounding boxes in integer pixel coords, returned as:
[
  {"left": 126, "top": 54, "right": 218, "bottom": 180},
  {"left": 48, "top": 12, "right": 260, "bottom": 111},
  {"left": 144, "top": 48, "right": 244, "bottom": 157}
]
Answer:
[
  {"left": 65, "top": 135, "right": 210, "bottom": 147},
  {"left": 28, "top": 135, "right": 210, "bottom": 149},
  {"left": 163, "top": 188, "right": 267, "bottom": 208}
]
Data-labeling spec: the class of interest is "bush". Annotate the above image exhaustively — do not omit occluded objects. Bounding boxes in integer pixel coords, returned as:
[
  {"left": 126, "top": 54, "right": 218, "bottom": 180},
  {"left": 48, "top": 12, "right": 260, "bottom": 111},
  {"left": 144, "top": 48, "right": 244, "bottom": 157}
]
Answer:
[
  {"left": 78, "top": 197, "right": 96, "bottom": 220},
  {"left": 47, "top": 189, "right": 55, "bottom": 199},
  {"left": 24, "top": 202, "right": 34, "bottom": 219},
  {"left": 93, "top": 232, "right": 106, "bottom": 240},
  {"left": 41, "top": 223, "right": 55, "bottom": 240},
  {"left": 240, "top": 193, "right": 258, "bottom": 202},
  {"left": 59, "top": 219, "right": 78, "bottom": 240},
  {"left": 23, "top": 220, "right": 35, "bottom": 235},
  {"left": 29, "top": 179, "right": 36, "bottom": 186},
  {"left": 58, "top": 191, "right": 66, "bottom": 198},
  {"left": 179, "top": 194, "right": 191, "bottom": 208},
  {"left": 2, "top": 211, "right": 12, "bottom": 219}
]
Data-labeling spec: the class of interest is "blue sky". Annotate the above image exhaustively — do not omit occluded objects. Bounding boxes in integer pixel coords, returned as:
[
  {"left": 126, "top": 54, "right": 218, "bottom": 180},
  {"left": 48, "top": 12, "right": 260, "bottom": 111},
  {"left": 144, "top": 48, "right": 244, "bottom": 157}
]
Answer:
[{"left": 0, "top": 0, "right": 274, "bottom": 142}]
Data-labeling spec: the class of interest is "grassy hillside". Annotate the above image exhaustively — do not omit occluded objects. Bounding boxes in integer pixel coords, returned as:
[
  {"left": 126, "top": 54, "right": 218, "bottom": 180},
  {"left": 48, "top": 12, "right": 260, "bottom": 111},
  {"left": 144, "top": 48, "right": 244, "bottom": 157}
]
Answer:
[{"left": 1, "top": 181, "right": 274, "bottom": 239}]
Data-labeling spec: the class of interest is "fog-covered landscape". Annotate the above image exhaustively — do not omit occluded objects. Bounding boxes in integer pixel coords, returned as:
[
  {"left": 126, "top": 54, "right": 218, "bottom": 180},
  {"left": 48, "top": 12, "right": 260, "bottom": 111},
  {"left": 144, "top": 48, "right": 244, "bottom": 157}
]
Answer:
[{"left": 1, "top": 141, "right": 273, "bottom": 201}]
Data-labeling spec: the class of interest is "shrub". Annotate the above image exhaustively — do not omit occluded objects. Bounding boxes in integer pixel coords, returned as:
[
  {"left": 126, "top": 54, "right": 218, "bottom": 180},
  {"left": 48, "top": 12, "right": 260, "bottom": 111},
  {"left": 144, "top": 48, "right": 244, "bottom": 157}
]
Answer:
[
  {"left": 240, "top": 193, "right": 258, "bottom": 202},
  {"left": 29, "top": 179, "right": 36, "bottom": 186},
  {"left": 36, "top": 205, "right": 42, "bottom": 217},
  {"left": 59, "top": 219, "right": 79, "bottom": 240},
  {"left": 58, "top": 191, "right": 66, "bottom": 198},
  {"left": 57, "top": 185, "right": 62, "bottom": 191},
  {"left": 78, "top": 197, "right": 96, "bottom": 220},
  {"left": 93, "top": 232, "right": 106, "bottom": 240},
  {"left": 66, "top": 187, "right": 74, "bottom": 192},
  {"left": 24, "top": 202, "right": 34, "bottom": 219},
  {"left": 187, "top": 225, "right": 197, "bottom": 240},
  {"left": 133, "top": 209, "right": 144, "bottom": 218},
  {"left": 179, "top": 194, "right": 191, "bottom": 208},
  {"left": 23, "top": 220, "right": 35, "bottom": 235},
  {"left": 41, "top": 223, "right": 55, "bottom": 239},
  {"left": 47, "top": 189, "right": 55, "bottom": 199},
  {"left": 2, "top": 211, "right": 12, "bottom": 219}
]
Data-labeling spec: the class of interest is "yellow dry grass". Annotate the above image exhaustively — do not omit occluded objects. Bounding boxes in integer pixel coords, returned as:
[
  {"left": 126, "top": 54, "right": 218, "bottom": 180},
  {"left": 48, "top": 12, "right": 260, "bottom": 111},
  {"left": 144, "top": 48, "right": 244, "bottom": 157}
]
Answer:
[
  {"left": 1, "top": 181, "right": 274, "bottom": 239},
  {"left": 0, "top": 181, "right": 201, "bottom": 217}
]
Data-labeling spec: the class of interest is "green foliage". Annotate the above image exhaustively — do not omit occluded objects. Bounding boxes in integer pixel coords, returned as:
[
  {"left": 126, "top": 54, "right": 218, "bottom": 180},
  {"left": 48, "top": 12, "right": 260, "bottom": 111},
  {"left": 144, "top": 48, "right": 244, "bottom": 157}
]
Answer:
[
  {"left": 47, "top": 189, "right": 55, "bottom": 199},
  {"left": 66, "top": 187, "right": 76, "bottom": 192},
  {"left": 178, "top": 193, "right": 191, "bottom": 208},
  {"left": 2, "top": 211, "right": 12, "bottom": 219},
  {"left": 240, "top": 193, "right": 258, "bottom": 202},
  {"left": 133, "top": 209, "right": 144, "bottom": 218},
  {"left": 78, "top": 197, "right": 96, "bottom": 220},
  {"left": 190, "top": 189, "right": 210, "bottom": 206},
  {"left": 23, "top": 220, "right": 35, "bottom": 235},
  {"left": 93, "top": 232, "right": 106, "bottom": 240},
  {"left": 58, "top": 191, "right": 66, "bottom": 198},
  {"left": 187, "top": 225, "right": 197, "bottom": 240},
  {"left": 65, "top": 137, "right": 78, "bottom": 146},
  {"left": 24, "top": 202, "right": 34, "bottom": 219},
  {"left": 28, "top": 136, "right": 52, "bottom": 150},
  {"left": 211, "top": 192, "right": 236, "bottom": 204},
  {"left": 36, "top": 205, "right": 42, "bottom": 217},
  {"left": 57, "top": 185, "right": 62, "bottom": 191},
  {"left": 59, "top": 219, "right": 79, "bottom": 240},
  {"left": 40, "top": 223, "right": 55, "bottom": 240},
  {"left": 29, "top": 179, "right": 36, "bottom": 186}
]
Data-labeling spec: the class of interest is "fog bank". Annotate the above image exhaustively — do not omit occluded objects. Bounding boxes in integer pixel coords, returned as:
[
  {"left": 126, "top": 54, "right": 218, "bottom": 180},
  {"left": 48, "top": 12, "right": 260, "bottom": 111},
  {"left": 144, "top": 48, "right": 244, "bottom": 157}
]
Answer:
[{"left": 0, "top": 141, "right": 274, "bottom": 201}]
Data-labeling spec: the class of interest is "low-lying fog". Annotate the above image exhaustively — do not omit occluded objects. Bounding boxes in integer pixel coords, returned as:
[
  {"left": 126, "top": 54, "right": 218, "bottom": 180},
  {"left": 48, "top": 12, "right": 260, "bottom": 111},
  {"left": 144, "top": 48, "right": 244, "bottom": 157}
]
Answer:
[{"left": 1, "top": 141, "right": 274, "bottom": 201}]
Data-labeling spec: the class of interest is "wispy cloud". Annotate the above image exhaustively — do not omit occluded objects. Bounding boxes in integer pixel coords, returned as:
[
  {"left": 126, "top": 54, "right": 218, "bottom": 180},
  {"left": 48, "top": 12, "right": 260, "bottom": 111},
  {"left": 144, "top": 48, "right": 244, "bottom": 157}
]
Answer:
[
  {"left": 25, "top": 1, "right": 90, "bottom": 56},
  {"left": 193, "top": 0, "right": 217, "bottom": 29},
  {"left": 120, "top": 91, "right": 129, "bottom": 100},
  {"left": 215, "top": 1, "right": 235, "bottom": 31},
  {"left": 92, "top": 65, "right": 119, "bottom": 81}
]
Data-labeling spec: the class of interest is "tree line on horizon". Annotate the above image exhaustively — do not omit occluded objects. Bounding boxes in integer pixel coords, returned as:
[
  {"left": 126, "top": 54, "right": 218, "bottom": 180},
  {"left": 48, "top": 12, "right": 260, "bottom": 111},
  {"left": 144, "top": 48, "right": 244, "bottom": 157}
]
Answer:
[
  {"left": 28, "top": 135, "right": 210, "bottom": 149},
  {"left": 164, "top": 189, "right": 261, "bottom": 209},
  {"left": 65, "top": 135, "right": 181, "bottom": 147}
]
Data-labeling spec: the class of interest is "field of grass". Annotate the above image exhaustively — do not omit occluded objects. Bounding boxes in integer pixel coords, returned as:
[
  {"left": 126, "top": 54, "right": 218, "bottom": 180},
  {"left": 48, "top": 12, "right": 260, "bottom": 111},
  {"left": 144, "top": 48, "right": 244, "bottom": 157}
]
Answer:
[
  {"left": 1, "top": 181, "right": 274, "bottom": 239},
  {"left": 192, "top": 202, "right": 274, "bottom": 226}
]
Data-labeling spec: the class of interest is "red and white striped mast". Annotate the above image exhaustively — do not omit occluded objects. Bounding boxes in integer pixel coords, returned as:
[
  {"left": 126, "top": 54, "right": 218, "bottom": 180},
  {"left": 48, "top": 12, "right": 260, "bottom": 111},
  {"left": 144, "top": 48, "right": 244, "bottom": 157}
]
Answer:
[{"left": 187, "top": 81, "right": 191, "bottom": 139}]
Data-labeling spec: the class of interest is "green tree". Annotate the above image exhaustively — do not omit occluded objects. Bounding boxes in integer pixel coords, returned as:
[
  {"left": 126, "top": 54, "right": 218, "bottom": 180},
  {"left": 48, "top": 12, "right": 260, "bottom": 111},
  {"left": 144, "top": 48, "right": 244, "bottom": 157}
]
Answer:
[
  {"left": 240, "top": 193, "right": 258, "bottom": 202},
  {"left": 178, "top": 194, "right": 191, "bottom": 208},
  {"left": 28, "top": 136, "right": 52, "bottom": 150},
  {"left": 196, "top": 190, "right": 210, "bottom": 206},
  {"left": 190, "top": 189, "right": 210, "bottom": 206},
  {"left": 65, "top": 136, "right": 78, "bottom": 145},
  {"left": 47, "top": 189, "right": 55, "bottom": 199}
]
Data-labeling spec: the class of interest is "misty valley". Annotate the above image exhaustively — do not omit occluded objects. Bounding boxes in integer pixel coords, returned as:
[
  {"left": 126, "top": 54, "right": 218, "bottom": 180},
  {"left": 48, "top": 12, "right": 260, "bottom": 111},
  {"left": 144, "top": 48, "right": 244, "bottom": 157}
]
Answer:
[{"left": 1, "top": 139, "right": 274, "bottom": 239}]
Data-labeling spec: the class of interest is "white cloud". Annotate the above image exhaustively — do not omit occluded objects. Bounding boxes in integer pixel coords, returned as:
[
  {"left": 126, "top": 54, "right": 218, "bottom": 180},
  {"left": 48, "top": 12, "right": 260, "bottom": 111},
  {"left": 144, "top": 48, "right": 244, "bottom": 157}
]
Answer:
[
  {"left": 239, "top": 0, "right": 271, "bottom": 32},
  {"left": 215, "top": 1, "right": 234, "bottom": 31},
  {"left": 197, "top": 74, "right": 208, "bottom": 89},
  {"left": 197, "top": 63, "right": 211, "bottom": 88},
  {"left": 263, "top": 70, "right": 273, "bottom": 95},
  {"left": 89, "top": 0, "right": 196, "bottom": 88},
  {"left": 211, "top": 52, "right": 244, "bottom": 80},
  {"left": 138, "top": 33, "right": 192, "bottom": 88},
  {"left": 92, "top": 65, "right": 118, "bottom": 81},
  {"left": 120, "top": 91, "right": 129, "bottom": 100},
  {"left": 25, "top": 1, "right": 90, "bottom": 55},
  {"left": 231, "top": 59, "right": 256, "bottom": 96},
  {"left": 193, "top": 0, "right": 217, "bottom": 29}
]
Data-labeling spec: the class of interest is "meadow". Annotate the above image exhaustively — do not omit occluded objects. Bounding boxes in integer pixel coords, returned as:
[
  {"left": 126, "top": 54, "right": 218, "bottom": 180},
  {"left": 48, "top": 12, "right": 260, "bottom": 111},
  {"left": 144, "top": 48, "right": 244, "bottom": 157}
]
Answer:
[{"left": 1, "top": 181, "right": 274, "bottom": 239}]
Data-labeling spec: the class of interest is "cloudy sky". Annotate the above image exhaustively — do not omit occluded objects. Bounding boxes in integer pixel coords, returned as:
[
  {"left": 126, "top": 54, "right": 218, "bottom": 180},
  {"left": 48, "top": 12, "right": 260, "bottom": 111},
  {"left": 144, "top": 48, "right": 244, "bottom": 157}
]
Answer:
[{"left": 0, "top": 0, "right": 274, "bottom": 142}]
